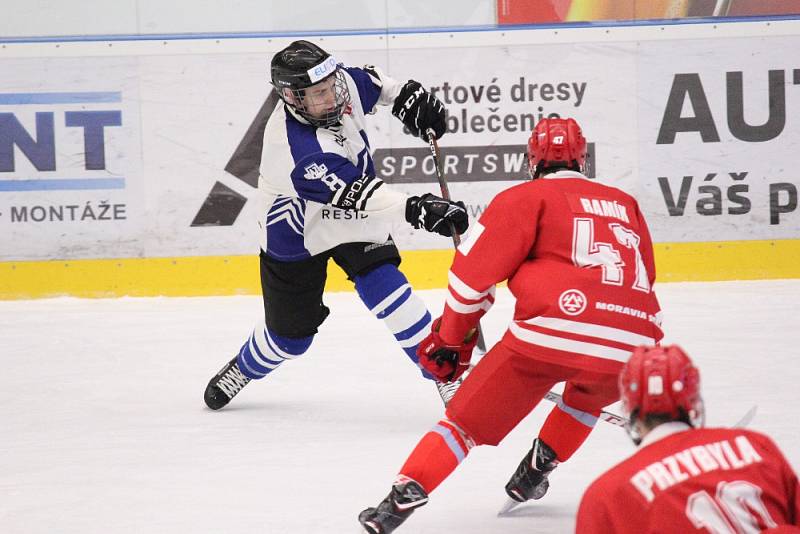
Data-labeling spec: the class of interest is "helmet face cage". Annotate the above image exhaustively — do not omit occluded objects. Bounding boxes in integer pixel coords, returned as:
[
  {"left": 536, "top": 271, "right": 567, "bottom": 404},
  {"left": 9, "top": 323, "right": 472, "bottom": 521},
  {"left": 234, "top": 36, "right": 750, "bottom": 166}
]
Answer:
[
  {"left": 270, "top": 40, "right": 351, "bottom": 128},
  {"left": 279, "top": 68, "right": 351, "bottom": 128},
  {"left": 619, "top": 345, "right": 705, "bottom": 444}
]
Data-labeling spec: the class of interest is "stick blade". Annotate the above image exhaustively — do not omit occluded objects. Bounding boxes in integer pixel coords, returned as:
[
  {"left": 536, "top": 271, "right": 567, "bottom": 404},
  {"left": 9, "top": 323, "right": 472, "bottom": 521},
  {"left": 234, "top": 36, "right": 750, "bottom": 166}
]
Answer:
[{"left": 732, "top": 405, "right": 758, "bottom": 428}]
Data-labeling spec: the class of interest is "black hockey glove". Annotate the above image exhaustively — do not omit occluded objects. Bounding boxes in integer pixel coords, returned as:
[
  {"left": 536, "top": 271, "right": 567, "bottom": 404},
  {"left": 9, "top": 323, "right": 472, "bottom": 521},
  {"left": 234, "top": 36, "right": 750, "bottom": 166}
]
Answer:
[
  {"left": 405, "top": 193, "right": 468, "bottom": 237},
  {"left": 392, "top": 80, "right": 447, "bottom": 141}
]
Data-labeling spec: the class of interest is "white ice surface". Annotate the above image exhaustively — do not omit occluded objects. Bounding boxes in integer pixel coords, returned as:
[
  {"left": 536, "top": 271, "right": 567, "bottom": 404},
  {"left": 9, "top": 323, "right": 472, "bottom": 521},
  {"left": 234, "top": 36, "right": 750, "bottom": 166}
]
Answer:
[{"left": 1, "top": 280, "right": 799, "bottom": 534}]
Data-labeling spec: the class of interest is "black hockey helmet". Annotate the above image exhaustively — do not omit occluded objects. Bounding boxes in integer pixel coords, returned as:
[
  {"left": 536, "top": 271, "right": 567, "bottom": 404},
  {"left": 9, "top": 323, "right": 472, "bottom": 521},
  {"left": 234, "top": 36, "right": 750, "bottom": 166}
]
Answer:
[{"left": 270, "top": 40, "right": 351, "bottom": 128}]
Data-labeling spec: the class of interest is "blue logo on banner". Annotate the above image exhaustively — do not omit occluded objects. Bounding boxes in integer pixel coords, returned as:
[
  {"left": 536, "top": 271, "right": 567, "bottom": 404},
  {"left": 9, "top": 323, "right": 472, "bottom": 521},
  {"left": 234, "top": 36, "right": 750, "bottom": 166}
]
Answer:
[{"left": 0, "top": 92, "right": 124, "bottom": 192}]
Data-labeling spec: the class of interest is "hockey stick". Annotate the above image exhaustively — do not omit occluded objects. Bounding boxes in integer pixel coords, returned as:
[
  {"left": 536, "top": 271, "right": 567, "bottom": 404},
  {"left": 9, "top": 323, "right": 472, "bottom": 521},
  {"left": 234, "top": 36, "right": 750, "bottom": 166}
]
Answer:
[
  {"left": 732, "top": 404, "right": 758, "bottom": 428},
  {"left": 462, "top": 364, "right": 628, "bottom": 427},
  {"left": 425, "top": 128, "right": 487, "bottom": 353},
  {"left": 548, "top": 392, "right": 755, "bottom": 431},
  {"left": 543, "top": 390, "right": 626, "bottom": 427}
]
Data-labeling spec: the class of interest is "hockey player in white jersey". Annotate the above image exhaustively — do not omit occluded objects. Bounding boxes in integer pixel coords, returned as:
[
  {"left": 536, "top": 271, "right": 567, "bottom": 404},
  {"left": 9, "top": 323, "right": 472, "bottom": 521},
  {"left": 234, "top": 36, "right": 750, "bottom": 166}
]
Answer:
[{"left": 204, "top": 40, "right": 469, "bottom": 410}]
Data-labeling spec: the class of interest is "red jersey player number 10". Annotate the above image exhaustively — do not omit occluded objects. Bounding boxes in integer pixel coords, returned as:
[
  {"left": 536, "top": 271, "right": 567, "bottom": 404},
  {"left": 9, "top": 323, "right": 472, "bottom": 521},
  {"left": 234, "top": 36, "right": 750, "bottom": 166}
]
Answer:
[
  {"left": 576, "top": 345, "right": 800, "bottom": 534},
  {"left": 687, "top": 480, "right": 780, "bottom": 532}
]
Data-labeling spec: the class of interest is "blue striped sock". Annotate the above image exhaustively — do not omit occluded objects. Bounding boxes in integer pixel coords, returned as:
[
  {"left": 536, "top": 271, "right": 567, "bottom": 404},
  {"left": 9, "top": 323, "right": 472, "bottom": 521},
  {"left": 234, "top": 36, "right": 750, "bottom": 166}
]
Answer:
[
  {"left": 236, "top": 325, "right": 313, "bottom": 379},
  {"left": 355, "top": 263, "right": 433, "bottom": 377}
]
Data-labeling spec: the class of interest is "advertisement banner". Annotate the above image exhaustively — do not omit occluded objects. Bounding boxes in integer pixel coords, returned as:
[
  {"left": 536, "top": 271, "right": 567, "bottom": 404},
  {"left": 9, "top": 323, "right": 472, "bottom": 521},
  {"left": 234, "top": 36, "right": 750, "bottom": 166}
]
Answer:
[
  {"left": 0, "top": 58, "right": 143, "bottom": 260},
  {"left": 497, "top": 0, "right": 800, "bottom": 24},
  {"left": 354, "top": 43, "right": 630, "bottom": 251},
  {"left": 1, "top": 30, "right": 798, "bottom": 264},
  {"left": 637, "top": 35, "right": 800, "bottom": 241}
]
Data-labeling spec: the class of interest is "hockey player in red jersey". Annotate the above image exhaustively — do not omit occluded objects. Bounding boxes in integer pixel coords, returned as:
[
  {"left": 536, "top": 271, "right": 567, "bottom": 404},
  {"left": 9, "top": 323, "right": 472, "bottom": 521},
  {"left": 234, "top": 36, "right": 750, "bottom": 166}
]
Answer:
[
  {"left": 358, "top": 117, "right": 664, "bottom": 533},
  {"left": 576, "top": 345, "right": 800, "bottom": 534}
]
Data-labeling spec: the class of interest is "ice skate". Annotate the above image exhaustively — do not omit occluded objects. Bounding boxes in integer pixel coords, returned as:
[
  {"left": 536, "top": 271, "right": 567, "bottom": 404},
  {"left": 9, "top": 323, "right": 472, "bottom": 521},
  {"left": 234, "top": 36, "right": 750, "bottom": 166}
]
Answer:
[
  {"left": 204, "top": 356, "right": 251, "bottom": 410},
  {"left": 359, "top": 477, "right": 428, "bottom": 534},
  {"left": 505, "top": 438, "right": 559, "bottom": 502}
]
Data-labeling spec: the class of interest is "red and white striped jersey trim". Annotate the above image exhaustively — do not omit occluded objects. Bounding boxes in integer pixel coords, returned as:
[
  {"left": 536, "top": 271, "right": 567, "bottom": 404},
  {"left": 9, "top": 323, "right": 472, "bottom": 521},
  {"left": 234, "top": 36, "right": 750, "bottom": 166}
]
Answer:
[
  {"left": 508, "top": 315, "right": 657, "bottom": 363},
  {"left": 446, "top": 271, "right": 496, "bottom": 314}
]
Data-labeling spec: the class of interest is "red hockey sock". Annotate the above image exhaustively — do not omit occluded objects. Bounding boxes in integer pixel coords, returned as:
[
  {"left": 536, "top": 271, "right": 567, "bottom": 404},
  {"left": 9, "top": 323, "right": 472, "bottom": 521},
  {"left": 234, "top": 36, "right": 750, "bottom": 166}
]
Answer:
[
  {"left": 399, "top": 419, "right": 474, "bottom": 493},
  {"left": 537, "top": 404, "right": 597, "bottom": 462}
]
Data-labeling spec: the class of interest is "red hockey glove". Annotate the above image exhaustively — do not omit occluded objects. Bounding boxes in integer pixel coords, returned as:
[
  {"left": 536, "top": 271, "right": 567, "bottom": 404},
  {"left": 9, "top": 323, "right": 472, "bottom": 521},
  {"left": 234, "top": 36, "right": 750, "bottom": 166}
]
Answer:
[{"left": 417, "top": 318, "right": 479, "bottom": 383}]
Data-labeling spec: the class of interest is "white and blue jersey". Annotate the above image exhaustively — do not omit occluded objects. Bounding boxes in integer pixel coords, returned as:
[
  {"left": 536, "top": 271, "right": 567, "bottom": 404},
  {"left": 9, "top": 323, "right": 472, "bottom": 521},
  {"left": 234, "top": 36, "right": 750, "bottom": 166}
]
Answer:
[{"left": 257, "top": 66, "right": 408, "bottom": 261}]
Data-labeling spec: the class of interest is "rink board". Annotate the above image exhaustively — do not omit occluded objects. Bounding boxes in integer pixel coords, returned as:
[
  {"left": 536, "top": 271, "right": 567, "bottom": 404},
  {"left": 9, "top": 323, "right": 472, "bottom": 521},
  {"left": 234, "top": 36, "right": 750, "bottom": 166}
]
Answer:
[
  {"left": 2, "top": 20, "right": 799, "bottom": 298},
  {"left": 1, "top": 239, "right": 798, "bottom": 299}
]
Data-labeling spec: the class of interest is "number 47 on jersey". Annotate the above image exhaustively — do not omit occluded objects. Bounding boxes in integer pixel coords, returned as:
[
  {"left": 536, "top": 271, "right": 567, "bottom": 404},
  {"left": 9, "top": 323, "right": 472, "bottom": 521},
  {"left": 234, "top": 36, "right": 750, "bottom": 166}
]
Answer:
[{"left": 571, "top": 217, "right": 651, "bottom": 293}]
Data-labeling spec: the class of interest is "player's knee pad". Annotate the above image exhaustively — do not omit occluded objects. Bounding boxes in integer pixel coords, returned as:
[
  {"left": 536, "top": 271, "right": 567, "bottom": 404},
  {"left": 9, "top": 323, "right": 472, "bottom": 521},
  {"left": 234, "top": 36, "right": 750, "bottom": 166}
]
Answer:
[
  {"left": 237, "top": 325, "right": 313, "bottom": 379},
  {"left": 554, "top": 396, "right": 601, "bottom": 429},
  {"left": 433, "top": 418, "right": 476, "bottom": 460},
  {"left": 445, "top": 406, "right": 500, "bottom": 447},
  {"left": 354, "top": 263, "right": 432, "bottom": 368}
]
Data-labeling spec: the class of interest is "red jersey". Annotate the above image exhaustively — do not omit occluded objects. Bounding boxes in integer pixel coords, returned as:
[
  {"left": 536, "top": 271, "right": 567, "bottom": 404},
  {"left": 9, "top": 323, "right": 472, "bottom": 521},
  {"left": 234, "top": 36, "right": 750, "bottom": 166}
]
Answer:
[
  {"left": 439, "top": 171, "right": 663, "bottom": 374},
  {"left": 576, "top": 423, "right": 800, "bottom": 533}
]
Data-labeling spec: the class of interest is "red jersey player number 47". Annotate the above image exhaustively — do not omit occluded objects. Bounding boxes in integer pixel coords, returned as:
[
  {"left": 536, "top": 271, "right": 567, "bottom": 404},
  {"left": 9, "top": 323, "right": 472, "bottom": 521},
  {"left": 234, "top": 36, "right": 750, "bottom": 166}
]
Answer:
[{"left": 359, "top": 117, "right": 666, "bottom": 534}]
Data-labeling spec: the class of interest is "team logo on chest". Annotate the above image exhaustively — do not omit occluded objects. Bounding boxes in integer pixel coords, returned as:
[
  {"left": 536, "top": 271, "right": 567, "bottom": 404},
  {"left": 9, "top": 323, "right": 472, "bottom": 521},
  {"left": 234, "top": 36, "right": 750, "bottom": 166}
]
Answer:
[{"left": 559, "top": 289, "right": 587, "bottom": 316}]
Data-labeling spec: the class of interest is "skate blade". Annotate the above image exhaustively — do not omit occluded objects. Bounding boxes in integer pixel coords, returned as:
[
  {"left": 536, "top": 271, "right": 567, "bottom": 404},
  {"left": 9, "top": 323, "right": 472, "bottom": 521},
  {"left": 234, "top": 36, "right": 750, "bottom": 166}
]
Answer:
[
  {"left": 359, "top": 524, "right": 381, "bottom": 534},
  {"left": 497, "top": 497, "right": 522, "bottom": 516}
]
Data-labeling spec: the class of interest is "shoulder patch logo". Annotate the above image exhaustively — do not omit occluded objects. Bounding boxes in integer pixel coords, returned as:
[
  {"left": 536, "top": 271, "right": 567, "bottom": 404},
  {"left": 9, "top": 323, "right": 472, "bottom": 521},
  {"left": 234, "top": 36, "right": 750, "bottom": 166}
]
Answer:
[
  {"left": 559, "top": 289, "right": 587, "bottom": 316},
  {"left": 303, "top": 161, "right": 346, "bottom": 192},
  {"left": 303, "top": 162, "right": 329, "bottom": 181}
]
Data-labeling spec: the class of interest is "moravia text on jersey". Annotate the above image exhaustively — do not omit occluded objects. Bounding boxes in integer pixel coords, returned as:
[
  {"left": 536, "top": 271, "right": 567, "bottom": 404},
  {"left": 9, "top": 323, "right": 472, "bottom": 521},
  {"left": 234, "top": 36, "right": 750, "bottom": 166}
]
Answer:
[
  {"left": 576, "top": 423, "right": 800, "bottom": 533},
  {"left": 257, "top": 65, "right": 408, "bottom": 260}
]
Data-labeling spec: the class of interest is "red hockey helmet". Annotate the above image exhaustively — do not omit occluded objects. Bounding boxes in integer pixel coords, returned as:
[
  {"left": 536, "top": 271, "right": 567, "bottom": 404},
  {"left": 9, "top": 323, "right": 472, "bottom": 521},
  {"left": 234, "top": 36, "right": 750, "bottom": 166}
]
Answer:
[
  {"left": 527, "top": 117, "right": 587, "bottom": 179},
  {"left": 619, "top": 345, "right": 704, "bottom": 441}
]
